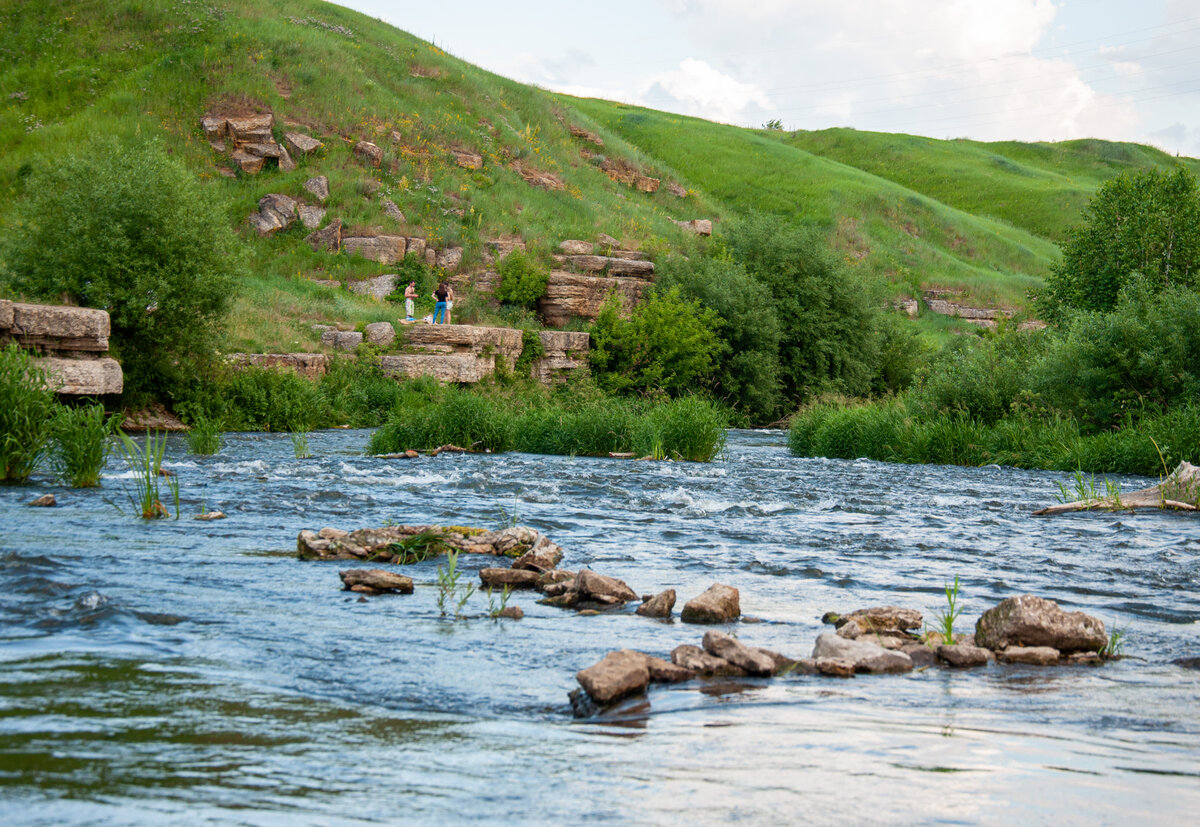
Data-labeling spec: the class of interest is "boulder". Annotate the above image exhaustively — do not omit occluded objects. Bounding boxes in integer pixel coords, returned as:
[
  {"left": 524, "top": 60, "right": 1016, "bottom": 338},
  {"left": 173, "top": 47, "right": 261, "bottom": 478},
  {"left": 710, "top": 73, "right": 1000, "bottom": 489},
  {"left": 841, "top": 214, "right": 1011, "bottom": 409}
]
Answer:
[
  {"left": 901, "top": 644, "right": 938, "bottom": 669},
  {"left": 537, "top": 271, "right": 650, "bottom": 328},
  {"left": 636, "top": 589, "right": 675, "bottom": 619},
  {"left": 811, "top": 632, "right": 913, "bottom": 674},
  {"left": 36, "top": 357, "right": 123, "bottom": 396},
  {"left": 405, "top": 237, "right": 427, "bottom": 258},
  {"left": 285, "top": 132, "right": 324, "bottom": 157},
  {"left": 298, "top": 205, "right": 326, "bottom": 230},
  {"left": 606, "top": 258, "right": 655, "bottom": 278},
  {"left": 28, "top": 494, "right": 56, "bottom": 507},
  {"left": 244, "top": 142, "right": 283, "bottom": 158},
  {"left": 702, "top": 631, "right": 776, "bottom": 676},
  {"left": 452, "top": 149, "right": 483, "bottom": 169},
  {"left": 303, "top": 175, "right": 330, "bottom": 202},
  {"left": 975, "top": 595, "right": 1107, "bottom": 654},
  {"left": 354, "top": 140, "right": 383, "bottom": 166},
  {"left": 674, "top": 218, "right": 713, "bottom": 236},
  {"left": 510, "top": 541, "right": 563, "bottom": 573},
  {"left": 382, "top": 199, "right": 407, "bottom": 224},
  {"left": 258, "top": 193, "right": 298, "bottom": 227},
  {"left": 479, "top": 568, "right": 542, "bottom": 590},
  {"left": 195, "top": 511, "right": 226, "bottom": 521},
  {"left": 574, "top": 569, "right": 638, "bottom": 604},
  {"left": 815, "top": 658, "right": 856, "bottom": 678},
  {"left": 278, "top": 146, "right": 296, "bottom": 172},
  {"left": 348, "top": 274, "right": 397, "bottom": 302},
  {"left": 364, "top": 322, "right": 396, "bottom": 347},
  {"left": 596, "top": 233, "right": 619, "bottom": 248},
  {"left": 997, "top": 646, "right": 1060, "bottom": 666},
  {"left": 680, "top": 583, "right": 740, "bottom": 624},
  {"left": 559, "top": 239, "right": 594, "bottom": 255},
  {"left": 576, "top": 650, "right": 650, "bottom": 706},
  {"left": 670, "top": 644, "right": 746, "bottom": 677},
  {"left": 343, "top": 236, "right": 406, "bottom": 265},
  {"left": 666, "top": 181, "right": 687, "bottom": 198},
  {"left": 231, "top": 150, "right": 264, "bottom": 175},
  {"left": 304, "top": 218, "right": 340, "bottom": 253},
  {"left": 497, "top": 605, "right": 524, "bottom": 620},
  {"left": 339, "top": 569, "right": 414, "bottom": 594},
  {"left": 833, "top": 606, "right": 923, "bottom": 634},
  {"left": 321, "top": 330, "right": 363, "bottom": 351},
  {"left": 634, "top": 175, "right": 660, "bottom": 193},
  {"left": 537, "top": 569, "right": 575, "bottom": 591},
  {"left": 227, "top": 114, "right": 274, "bottom": 143},
  {"left": 937, "top": 644, "right": 991, "bottom": 668}
]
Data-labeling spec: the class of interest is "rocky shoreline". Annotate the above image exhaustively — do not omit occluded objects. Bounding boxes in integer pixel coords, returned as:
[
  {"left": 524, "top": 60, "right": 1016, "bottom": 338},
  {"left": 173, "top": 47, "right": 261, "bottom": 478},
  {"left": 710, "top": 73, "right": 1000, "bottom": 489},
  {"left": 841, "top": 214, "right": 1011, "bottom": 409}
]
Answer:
[{"left": 299, "top": 523, "right": 1118, "bottom": 717}]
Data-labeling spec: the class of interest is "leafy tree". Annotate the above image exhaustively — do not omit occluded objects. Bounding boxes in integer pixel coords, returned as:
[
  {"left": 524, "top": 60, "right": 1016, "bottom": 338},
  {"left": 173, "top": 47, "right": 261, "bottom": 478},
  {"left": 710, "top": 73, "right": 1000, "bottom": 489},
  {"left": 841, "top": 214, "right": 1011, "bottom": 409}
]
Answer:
[
  {"left": 1040, "top": 166, "right": 1200, "bottom": 317},
  {"left": 589, "top": 287, "right": 724, "bottom": 397},
  {"left": 656, "top": 254, "right": 782, "bottom": 419},
  {"left": 726, "top": 214, "right": 883, "bottom": 401},
  {"left": 3, "top": 137, "right": 242, "bottom": 400}
]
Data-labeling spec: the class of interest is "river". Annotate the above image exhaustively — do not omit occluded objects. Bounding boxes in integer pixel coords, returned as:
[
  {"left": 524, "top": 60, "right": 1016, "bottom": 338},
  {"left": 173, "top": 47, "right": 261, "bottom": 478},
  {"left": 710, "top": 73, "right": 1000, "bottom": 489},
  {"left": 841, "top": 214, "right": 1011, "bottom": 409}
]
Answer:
[{"left": 1, "top": 429, "right": 1198, "bottom": 824}]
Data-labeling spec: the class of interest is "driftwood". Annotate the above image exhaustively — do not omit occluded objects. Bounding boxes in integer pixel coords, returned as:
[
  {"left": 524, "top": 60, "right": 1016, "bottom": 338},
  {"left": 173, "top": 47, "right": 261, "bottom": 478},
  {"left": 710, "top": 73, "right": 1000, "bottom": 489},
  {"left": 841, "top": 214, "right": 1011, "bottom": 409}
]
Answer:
[{"left": 1034, "top": 461, "right": 1200, "bottom": 515}]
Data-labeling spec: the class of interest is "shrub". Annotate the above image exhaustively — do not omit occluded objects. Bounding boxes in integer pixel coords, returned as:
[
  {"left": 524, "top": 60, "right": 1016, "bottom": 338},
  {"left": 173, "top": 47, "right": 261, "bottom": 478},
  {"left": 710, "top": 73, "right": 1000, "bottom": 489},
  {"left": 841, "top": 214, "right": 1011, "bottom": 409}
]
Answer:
[
  {"left": 656, "top": 255, "right": 782, "bottom": 419},
  {"left": 185, "top": 415, "right": 222, "bottom": 455},
  {"left": 50, "top": 401, "right": 119, "bottom": 487},
  {"left": 0, "top": 343, "right": 56, "bottom": 482},
  {"left": 319, "top": 355, "right": 414, "bottom": 427},
  {"left": 909, "top": 327, "right": 1040, "bottom": 425},
  {"left": 219, "top": 367, "right": 330, "bottom": 432},
  {"left": 494, "top": 250, "right": 549, "bottom": 308},
  {"left": 368, "top": 389, "right": 515, "bottom": 454},
  {"left": 3, "top": 137, "right": 242, "bottom": 401},
  {"left": 589, "top": 287, "right": 724, "bottom": 397}
]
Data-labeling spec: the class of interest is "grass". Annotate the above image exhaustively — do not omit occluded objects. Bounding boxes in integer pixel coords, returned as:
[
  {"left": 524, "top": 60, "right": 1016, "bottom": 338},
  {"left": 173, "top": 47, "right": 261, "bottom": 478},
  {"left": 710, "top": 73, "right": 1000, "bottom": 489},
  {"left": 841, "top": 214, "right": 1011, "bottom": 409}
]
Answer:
[
  {"left": 380, "top": 531, "right": 449, "bottom": 564},
  {"left": 0, "top": 343, "right": 56, "bottom": 483},
  {"left": 290, "top": 429, "right": 312, "bottom": 458},
  {"left": 1099, "top": 626, "right": 1127, "bottom": 660},
  {"left": 789, "top": 399, "right": 1200, "bottom": 476},
  {"left": 115, "top": 431, "right": 179, "bottom": 519},
  {"left": 928, "top": 576, "right": 963, "bottom": 646},
  {"left": 487, "top": 584, "right": 512, "bottom": 619},
  {"left": 186, "top": 415, "right": 222, "bottom": 455},
  {"left": 435, "top": 550, "right": 474, "bottom": 619},
  {"left": 50, "top": 401, "right": 120, "bottom": 487}
]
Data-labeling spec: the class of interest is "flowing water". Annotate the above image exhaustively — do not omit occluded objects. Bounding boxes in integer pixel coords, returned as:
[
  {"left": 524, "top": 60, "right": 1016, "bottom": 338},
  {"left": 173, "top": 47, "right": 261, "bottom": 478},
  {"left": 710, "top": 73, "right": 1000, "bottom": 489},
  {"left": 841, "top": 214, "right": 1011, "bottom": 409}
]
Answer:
[{"left": 1, "top": 429, "right": 1198, "bottom": 825}]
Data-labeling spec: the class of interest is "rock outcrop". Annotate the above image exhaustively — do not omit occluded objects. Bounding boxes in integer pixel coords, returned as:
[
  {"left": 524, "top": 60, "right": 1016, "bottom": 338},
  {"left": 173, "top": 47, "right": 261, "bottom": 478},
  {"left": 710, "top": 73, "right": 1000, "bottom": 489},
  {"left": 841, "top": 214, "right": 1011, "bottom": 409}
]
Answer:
[
  {"left": 673, "top": 219, "right": 713, "bottom": 236},
  {"left": 202, "top": 113, "right": 298, "bottom": 174},
  {"left": 380, "top": 325, "right": 588, "bottom": 385},
  {"left": 298, "top": 524, "right": 562, "bottom": 563},
  {"left": 0, "top": 300, "right": 122, "bottom": 395},
  {"left": 538, "top": 272, "right": 652, "bottom": 328}
]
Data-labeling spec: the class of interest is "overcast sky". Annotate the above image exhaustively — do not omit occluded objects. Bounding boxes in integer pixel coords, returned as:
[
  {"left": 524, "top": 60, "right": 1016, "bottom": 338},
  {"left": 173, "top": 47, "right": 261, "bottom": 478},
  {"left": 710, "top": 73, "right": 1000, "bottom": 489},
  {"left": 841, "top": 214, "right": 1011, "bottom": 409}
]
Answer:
[{"left": 336, "top": 0, "right": 1200, "bottom": 157}]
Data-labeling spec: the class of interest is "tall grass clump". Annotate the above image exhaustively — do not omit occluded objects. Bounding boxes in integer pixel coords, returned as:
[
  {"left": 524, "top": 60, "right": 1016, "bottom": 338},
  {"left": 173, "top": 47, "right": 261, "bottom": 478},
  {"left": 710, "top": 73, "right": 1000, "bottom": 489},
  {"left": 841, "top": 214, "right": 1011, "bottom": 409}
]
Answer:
[
  {"left": 115, "top": 431, "right": 178, "bottom": 519},
  {"left": 49, "top": 402, "right": 120, "bottom": 487},
  {"left": 369, "top": 389, "right": 515, "bottom": 454},
  {"left": 185, "top": 415, "right": 222, "bottom": 455},
  {"left": 218, "top": 366, "right": 330, "bottom": 432},
  {"left": 631, "top": 396, "right": 727, "bottom": 462},
  {"left": 0, "top": 343, "right": 56, "bottom": 483},
  {"left": 514, "top": 397, "right": 639, "bottom": 456}
]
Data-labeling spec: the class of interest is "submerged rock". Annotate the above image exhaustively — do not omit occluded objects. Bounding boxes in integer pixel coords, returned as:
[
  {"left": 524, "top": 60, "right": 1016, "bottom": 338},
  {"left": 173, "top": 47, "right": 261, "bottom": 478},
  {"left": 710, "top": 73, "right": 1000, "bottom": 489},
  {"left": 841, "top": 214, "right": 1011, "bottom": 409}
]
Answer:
[
  {"left": 680, "top": 583, "right": 740, "bottom": 624},
  {"left": 831, "top": 606, "right": 923, "bottom": 635},
  {"left": 576, "top": 650, "right": 649, "bottom": 706},
  {"left": 573, "top": 569, "right": 638, "bottom": 605},
  {"left": 28, "top": 494, "right": 56, "bottom": 507},
  {"left": 497, "top": 605, "right": 524, "bottom": 620},
  {"left": 479, "top": 568, "right": 541, "bottom": 590},
  {"left": 815, "top": 658, "right": 856, "bottom": 678},
  {"left": 975, "top": 595, "right": 1106, "bottom": 654}
]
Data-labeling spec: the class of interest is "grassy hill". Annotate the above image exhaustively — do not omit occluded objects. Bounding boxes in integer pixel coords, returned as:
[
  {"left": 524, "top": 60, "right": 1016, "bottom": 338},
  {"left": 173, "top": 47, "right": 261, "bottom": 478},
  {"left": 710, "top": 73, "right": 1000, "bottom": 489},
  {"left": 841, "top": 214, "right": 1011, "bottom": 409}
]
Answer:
[{"left": 2, "top": 0, "right": 1197, "bottom": 352}]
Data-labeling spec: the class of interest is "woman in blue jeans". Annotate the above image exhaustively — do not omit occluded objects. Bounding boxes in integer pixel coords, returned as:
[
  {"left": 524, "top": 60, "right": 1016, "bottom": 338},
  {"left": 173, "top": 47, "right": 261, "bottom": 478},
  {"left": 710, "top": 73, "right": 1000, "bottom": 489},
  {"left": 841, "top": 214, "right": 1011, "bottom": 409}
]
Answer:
[{"left": 432, "top": 282, "right": 449, "bottom": 324}]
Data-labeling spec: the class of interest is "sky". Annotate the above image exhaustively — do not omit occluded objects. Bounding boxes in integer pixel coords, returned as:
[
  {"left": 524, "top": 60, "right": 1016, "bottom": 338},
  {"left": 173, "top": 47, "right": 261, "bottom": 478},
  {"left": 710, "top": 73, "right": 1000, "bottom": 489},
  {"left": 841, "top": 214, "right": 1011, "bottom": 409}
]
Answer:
[{"left": 335, "top": 0, "right": 1200, "bottom": 157}]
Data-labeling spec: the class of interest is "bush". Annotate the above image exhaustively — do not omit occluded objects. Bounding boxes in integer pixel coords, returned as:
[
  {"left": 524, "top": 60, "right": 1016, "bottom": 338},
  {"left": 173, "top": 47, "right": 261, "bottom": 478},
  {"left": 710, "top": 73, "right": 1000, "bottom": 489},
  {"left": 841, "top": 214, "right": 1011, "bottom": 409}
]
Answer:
[
  {"left": 909, "top": 327, "right": 1040, "bottom": 425},
  {"left": 319, "top": 355, "right": 414, "bottom": 427},
  {"left": 50, "top": 401, "right": 119, "bottom": 487},
  {"left": 0, "top": 343, "right": 56, "bottom": 482},
  {"left": 656, "top": 255, "right": 782, "bottom": 419},
  {"left": 1032, "top": 280, "right": 1200, "bottom": 429},
  {"left": 3, "top": 137, "right": 242, "bottom": 401},
  {"left": 218, "top": 367, "right": 330, "bottom": 432},
  {"left": 494, "top": 250, "right": 550, "bottom": 308},
  {"left": 368, "top": 389, "right": 515, "bottom": 453},
  {"left": 589, "top": 287, "right": 724, "bottom": 397}
]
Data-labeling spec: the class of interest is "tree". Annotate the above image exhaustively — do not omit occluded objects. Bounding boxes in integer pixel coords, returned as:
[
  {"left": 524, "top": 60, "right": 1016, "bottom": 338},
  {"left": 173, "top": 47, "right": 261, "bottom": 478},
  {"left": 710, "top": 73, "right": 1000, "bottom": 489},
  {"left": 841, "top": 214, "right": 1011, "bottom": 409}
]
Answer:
[
  {"left": 3, "top": 137, "right": 242, "bottom": 400},
  {"left": 1040, "top": 166, "right": 1200, "bottom": 317},
  {"left": 656, "top": 254, "right": 782, "bottom": 419},
  {"left": 726, "top": 213, "right": 883, "bottom": 401}
]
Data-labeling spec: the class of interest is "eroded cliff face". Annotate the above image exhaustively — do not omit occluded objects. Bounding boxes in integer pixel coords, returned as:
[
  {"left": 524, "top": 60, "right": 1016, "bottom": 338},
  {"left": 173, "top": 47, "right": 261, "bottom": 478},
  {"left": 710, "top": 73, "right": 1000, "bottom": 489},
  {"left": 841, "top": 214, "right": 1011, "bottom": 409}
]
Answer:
[
  {"left": 379, "top": 324, "right": 588, "bottom": 384},
  {"left": 0, "top": 300, "right": 122, "bottom": 395}
]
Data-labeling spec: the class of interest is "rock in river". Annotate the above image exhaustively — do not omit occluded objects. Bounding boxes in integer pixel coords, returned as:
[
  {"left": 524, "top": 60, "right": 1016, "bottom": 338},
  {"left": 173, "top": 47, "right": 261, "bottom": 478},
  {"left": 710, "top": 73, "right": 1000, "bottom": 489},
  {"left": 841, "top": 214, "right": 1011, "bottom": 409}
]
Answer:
[
  {"left": 702, "top": 630, "right": 776, "bottom": 677},
  {"left": 937, "top": 644, "right": 992, "bottom": 668},
  {"left": 680, "top": 583, "right": 740, "bottom": 624},
  {"left": 975, "top": 594, "right": 1106, "bottom": 654},
  {"left": 812, "top": 632, "right": 913, "bottom": 674},
  {"left": 997, "top": 645, "right": 1060, "bottom": 666},
  {"left": 636, "top": 589, "right": 676, "bottom": 619},
  {"left": 339, "top": 569, "right": 414, "bottom": 594},
  {"left": 479, "top": 568, "right": 542, "bottom": 590}
]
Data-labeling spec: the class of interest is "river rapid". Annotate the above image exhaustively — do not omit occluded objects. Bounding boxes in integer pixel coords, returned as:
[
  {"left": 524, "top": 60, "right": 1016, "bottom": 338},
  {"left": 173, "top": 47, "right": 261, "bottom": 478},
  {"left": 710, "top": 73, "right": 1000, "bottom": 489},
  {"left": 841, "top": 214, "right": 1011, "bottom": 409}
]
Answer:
[{"left": 1, "top": 428, "right": 1198, "bottom": 825}]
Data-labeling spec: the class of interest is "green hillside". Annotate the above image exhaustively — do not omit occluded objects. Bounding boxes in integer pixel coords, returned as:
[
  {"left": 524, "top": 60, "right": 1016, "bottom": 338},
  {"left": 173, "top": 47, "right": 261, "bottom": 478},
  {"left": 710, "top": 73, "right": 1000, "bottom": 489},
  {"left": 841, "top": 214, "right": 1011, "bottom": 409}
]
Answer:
[{"left": 2, "top": 0, "right": 1197, "bottom": 350}]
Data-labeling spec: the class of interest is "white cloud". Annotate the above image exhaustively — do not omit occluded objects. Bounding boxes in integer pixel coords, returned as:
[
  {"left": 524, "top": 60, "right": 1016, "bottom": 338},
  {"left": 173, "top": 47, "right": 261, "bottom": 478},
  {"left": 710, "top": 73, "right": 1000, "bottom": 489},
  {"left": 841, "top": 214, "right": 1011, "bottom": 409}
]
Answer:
[{"left": 638, "top": 58, "right": 772, "bottom": 124}]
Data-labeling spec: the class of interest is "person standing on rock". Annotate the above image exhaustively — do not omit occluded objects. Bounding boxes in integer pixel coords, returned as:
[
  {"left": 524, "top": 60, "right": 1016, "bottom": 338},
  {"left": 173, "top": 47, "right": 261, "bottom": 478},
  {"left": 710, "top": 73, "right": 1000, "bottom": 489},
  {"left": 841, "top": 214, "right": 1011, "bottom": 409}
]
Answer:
[
  {"left": 403, "top": 281, "right": 417, "bottom": 322},
  {"left": 445, "top": 284, "right": 455, "bottom": 325},
  {"left": 432, "top": 282, "right": 449, "bottom": 324}
]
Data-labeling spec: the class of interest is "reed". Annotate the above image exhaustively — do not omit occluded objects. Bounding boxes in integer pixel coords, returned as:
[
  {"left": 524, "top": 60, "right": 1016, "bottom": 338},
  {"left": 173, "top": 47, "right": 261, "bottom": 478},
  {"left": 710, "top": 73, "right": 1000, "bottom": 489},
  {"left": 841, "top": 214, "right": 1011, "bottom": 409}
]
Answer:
[
  {"left": 50, "top": 402, "right": 120, "bottom": 487},
  {"left": 631, "top": 396, "right": 727, "bottom": 462},
  {"left": 186, "top": 415, "right": 222, "bottom": 455},
  {"left": 115, "top": 431, "right": 178, "bottom": 519},
  {"left": 0, "top": 343, "right": 56, "bottom": 483}
]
